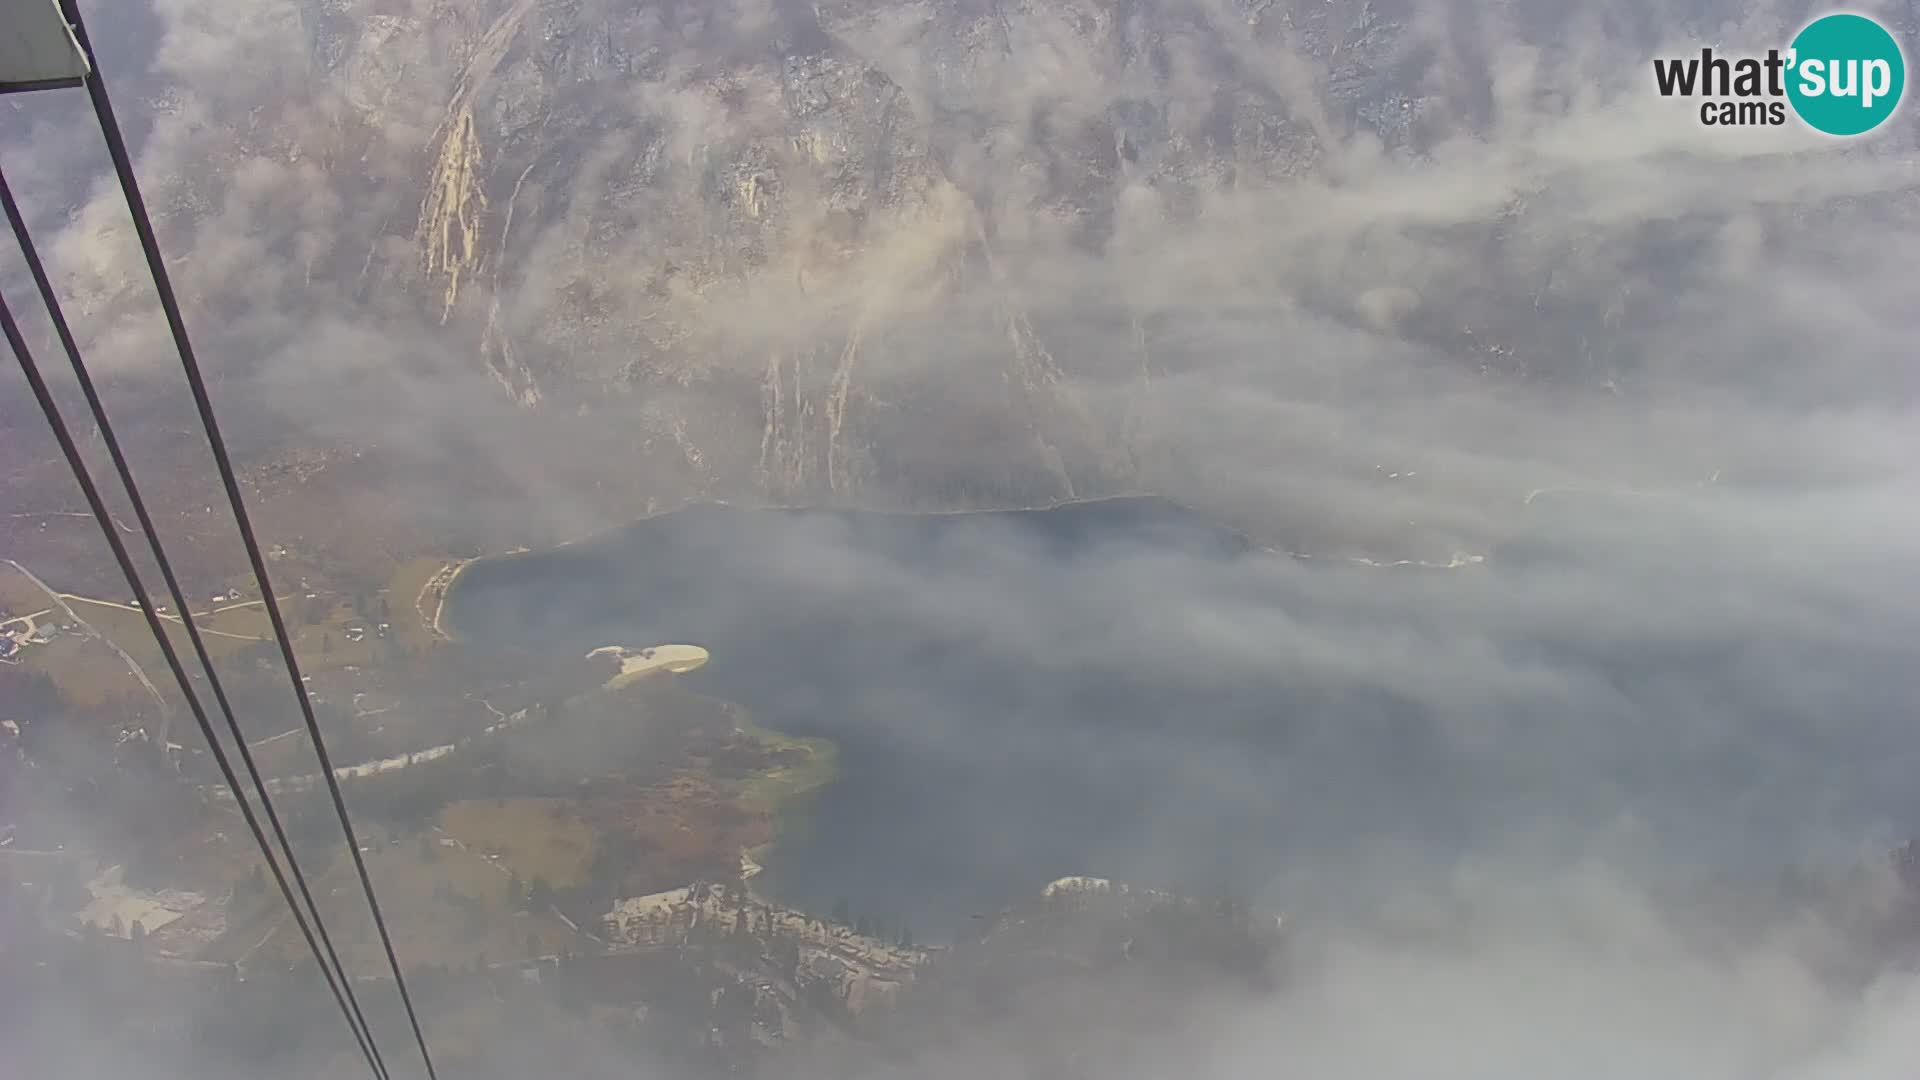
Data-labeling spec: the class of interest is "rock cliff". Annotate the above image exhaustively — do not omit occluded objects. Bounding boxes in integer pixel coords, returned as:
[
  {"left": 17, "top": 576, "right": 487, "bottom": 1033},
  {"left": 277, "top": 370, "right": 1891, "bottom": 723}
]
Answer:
[
  {"left": 70, "top": 0, "right": 1442, "bottom": 508},
  {"left": 604, "top": 880, "right": 929, "bottom": 1020}
]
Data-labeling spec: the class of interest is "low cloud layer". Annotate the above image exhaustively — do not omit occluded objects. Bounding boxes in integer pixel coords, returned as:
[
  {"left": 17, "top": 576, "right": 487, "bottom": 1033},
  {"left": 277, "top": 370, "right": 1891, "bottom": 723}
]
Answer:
[{"left": 3, "top": 0, "right": 1918, "bottom": 1076}]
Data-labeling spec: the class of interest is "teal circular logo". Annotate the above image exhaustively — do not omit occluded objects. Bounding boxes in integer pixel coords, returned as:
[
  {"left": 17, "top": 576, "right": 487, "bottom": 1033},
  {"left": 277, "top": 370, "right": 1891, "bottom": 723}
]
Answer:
[{"left": 1786, "top": 13, "right": 1906, "bottom": 136}]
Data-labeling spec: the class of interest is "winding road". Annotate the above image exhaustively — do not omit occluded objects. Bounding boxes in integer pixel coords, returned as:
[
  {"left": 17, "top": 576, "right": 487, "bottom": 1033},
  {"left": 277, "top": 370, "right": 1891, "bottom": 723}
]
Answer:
[{"left": 202, "top": 643, "right": 707, "bottom": 800}]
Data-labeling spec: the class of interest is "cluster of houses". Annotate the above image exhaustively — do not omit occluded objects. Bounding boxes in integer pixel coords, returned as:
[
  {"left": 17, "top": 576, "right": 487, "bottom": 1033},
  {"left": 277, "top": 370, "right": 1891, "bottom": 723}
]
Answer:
[
  {"left": 0, "top": 612, "right": 75, "bottom": 664},
  {"left": 340, "top": 622, "right": 392, "bottom": 645}
]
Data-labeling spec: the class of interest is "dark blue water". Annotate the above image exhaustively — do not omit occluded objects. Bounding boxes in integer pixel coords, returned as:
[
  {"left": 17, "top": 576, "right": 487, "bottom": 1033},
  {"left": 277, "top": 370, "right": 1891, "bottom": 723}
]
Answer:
[{"left": 443, "top": 496, "right": 1920, "bottom": 932}]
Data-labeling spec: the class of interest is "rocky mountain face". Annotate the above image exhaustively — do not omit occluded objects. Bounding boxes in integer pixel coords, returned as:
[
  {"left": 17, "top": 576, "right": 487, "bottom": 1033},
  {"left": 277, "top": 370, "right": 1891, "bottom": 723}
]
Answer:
[
  {"left": 66, "top": 0, "right": 1467, "bottom": 510},
  {"left": 362, "top": 0, "right": 1414, "bottom": 495},
  {"left": 604, "top": 879, "right": 931, "bottom": 1023},
  {"left": 29, "top": 0, "right": 1909, "bottom": 547},
  {"left": 594, "top": 873, "right": 1289, "bottom": 1035},
  {"left": 587, "top": 873, "right": 1285, "bottom": 1071}
]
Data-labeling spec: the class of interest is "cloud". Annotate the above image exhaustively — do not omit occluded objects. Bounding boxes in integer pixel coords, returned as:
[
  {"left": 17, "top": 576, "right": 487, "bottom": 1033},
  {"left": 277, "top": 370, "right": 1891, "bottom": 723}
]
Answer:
[
  {"left": 785, "top": 857, "right": 1920, "bottom": 1080},
  {"left": 2, "top": 0, "right": 1918, "bottom": 1076}
]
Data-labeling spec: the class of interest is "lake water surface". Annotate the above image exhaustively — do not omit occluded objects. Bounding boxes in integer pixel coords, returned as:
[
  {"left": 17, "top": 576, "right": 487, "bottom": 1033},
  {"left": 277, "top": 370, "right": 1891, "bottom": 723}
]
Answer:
[{"left": 443, "top": 497, "right": 1920, "bottom": 934}]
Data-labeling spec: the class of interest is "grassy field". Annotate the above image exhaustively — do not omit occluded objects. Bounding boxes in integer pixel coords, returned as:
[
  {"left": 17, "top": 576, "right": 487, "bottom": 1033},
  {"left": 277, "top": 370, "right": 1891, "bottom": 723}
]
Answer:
[
  {"left": 228, "top": 823, "right": 584, "bottom": 974},
  {"left": 437, "top": 798, "right": 598, "bottom": 890},
  {"left": 733, "top": 716, "right": 839, "bottom": 814},
  {"left": 2, "top": 549, "right": 430, "bottom": 721},
  {"left": 19, "top": 635, "right": 149, "bottom": 707},
  {"left": 53, "top": 590, "right": 404, "bottom": 676},
  {"left": 385, "top": 557, "right": 451, "bottom": 654},
  {"left": 59, "top": 595, "right": 270, "bottom": 663},
  {"left": 2, "top": 566, "right": 152, "bottom": 706},
  {"left": 0, "top": 570, "right": 50, "bottom": 615}
]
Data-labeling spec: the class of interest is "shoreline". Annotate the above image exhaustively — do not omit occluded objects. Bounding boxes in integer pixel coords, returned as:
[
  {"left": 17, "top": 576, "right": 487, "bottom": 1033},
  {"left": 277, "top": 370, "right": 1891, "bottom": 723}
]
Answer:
[
  {"left": 731, "top": 712, "right": 841, "bottom": 895},
  {"left": 426, "top": 495, "right": 1480, "bottom": 906},
  {"left": 434, "top": 494, "right": 1488, "bottom": 628},
  {"left": 439, "top": 491, "right": 1210, "bottom": 581},
  {"left": 415, "top": 557, "right": 475, "bottom": 643}
]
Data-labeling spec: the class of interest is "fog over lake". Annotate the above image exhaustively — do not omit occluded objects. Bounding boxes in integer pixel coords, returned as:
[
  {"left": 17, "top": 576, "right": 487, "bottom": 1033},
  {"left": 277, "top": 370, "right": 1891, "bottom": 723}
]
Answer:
[{"left": 443, "top": 495, "right": 1920, "bottom": 932}]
